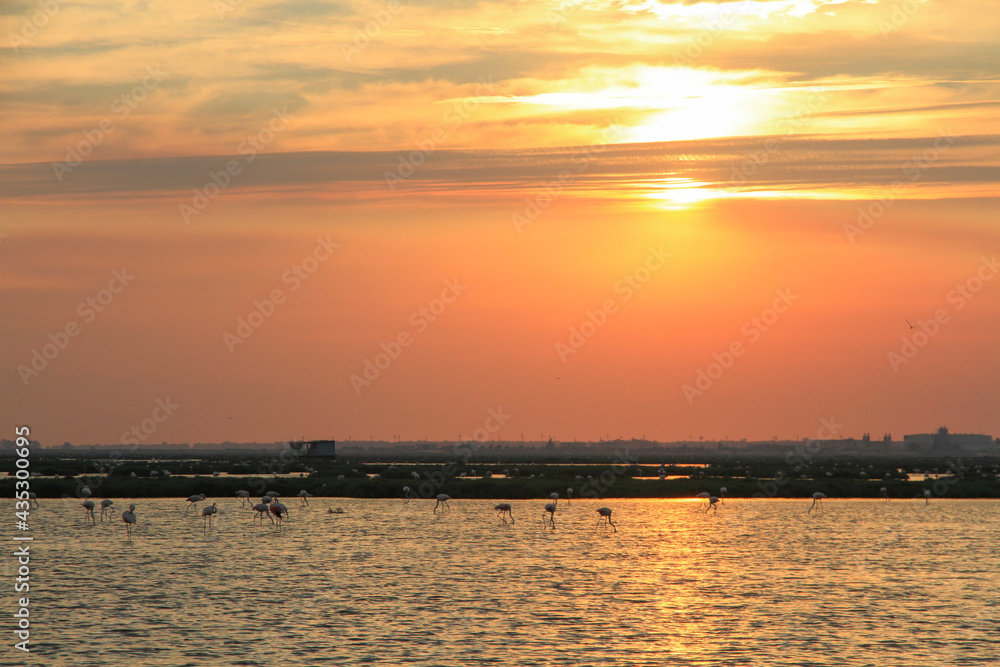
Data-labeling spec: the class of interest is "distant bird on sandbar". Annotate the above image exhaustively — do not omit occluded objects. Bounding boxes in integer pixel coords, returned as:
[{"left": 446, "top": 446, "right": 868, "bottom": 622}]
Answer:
[
  {"left": 100, "top": 499, "right": 114, "bottom": 521},
  {"left": 82, "top": 500, "right": 95, "bottom": 523},
  {"left": 236, "top": 490, "right": 250, "bottom": 507},
  {"left": 186, "top": 494, "right": 206, "bottom": 512},
  {"left": 202, "top": 503, "right": 217, "bottom": 532}
]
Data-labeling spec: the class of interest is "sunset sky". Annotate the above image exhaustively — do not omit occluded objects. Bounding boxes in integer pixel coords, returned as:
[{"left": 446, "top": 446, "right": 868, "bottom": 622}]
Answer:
[{"left": 2, "top": 0, "right": 998, "bottom": 445}]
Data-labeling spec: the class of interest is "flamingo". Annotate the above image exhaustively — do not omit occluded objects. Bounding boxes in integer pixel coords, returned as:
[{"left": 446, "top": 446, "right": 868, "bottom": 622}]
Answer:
[
  {"left": 706, "top": 496, "right": 719, "bottom": 512},
  {"left": 270, "top": 501, "right": 288, "bottom": 526},
  {"left": 122, "top": 504, "right": 136, "bottom": 540},
  {"left": 186, "top": 494, "right": 205, "bottom": 512},
  {"left": 695, "top": 491, "right": 711, "bottom": 508},
  {"left": 297, "top": 490, "right": 313, "bottom": 506},
  {"left": 542, "top": 502, "right": 556, "bottom": 529},
  {"left": 596, "top": 507, "right": 616, "bottom": 532},
  {"left": 566, "top": 488, "right": 573, "bottom": 505},
  {"left": 402, "top": 486, "right": 412, "bottom": 502},
  {"left": 81, "top": 486, "right": 92, "bottom": 498},
  {"left": 434, "top": 494, "right": 451, "bottom": 513},
  {"left": 253, "top": 500, "right": 272, "bottom": 524},
  {"left": 202, "top": 503, "right": 217, "bottom": 532},
  {"left": 27, "top": 492, "right": 38, "bottom": 508},
  {"left": 719, "top": 487, "right": 727, "bottom": 504},
  {"left": 880, "top": 487, "right": 890, "bottom": 502},
  {"left": 236, "top": 490, "right": 250, "bottom": 507},
  {"left": 261, "top": 495, "right": 273, "bottom": 505},
  {"left": 494, "top": 503, "right": 514, "bottom": 524},
  {"left": 808, "top": 492, "right": 826, "bottom": 513},
  {"left": 924, "top": 489, "right": 931, "bottom": 505},
  {"left": 82, "top": 500, "right": 95, "bottom": 523},
  {"left": 100, "top": 499, "right": 114, "bottom": 521}
]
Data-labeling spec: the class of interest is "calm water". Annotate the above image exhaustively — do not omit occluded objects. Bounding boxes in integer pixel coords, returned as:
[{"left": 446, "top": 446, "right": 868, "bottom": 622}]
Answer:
[{"left": 5, "top": 498, "right": 998, "bottom": 666}]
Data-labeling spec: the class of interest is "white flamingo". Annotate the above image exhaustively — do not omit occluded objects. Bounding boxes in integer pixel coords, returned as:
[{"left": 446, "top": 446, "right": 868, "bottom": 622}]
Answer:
[
  {"left": 494, "top": 503, "right": 514, "bottom": 524},
  {"left": 808, "top": 492, "right": 826, "bottom": 513},
  {"left": 542, "top": 502, "right": 556, "bottom": 529},
  {"left": 434, "top": 494, "right": 451, "bottom": 513},
  {"left": 122, "top": 504, "right": 136, "bottom": 540},
  {"left": 186, "top": 494, "right": 205, "bottom": 512},
  {"left": 253, "top": 500, "right": 272, "bottom": 524},
  {"left": 236, "top": 490, "right": 250, "bottom": 507},
  {"left": 596, "top": 507, "right": 616, "bottom": 532},
  {"left": 297, "top": 490, "right": 313, "bottom": 506},
  {"left": 100, "top": 499, "right": 114, "bottom": 521},
  {"left": 202, "top": 503, "right": 217, "bottom": 531},
  {"left": 82, "top": 500, "right": 95, "bottom": 523}
]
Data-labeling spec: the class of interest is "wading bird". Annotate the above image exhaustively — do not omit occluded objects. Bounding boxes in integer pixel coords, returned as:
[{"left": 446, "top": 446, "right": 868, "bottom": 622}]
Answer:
[
  {"left": 924, "top": 489, "right": 932, "bottom": 505},
  {"left": 186, "top": 494, "right": 206, "bottom": 512},
  {"left": 542, "top": 502, "right": 556, "bottom": 529},
  {"left": 707, "top": 496, "right": 720, "bottom": 512},
  {"left": 122, "top": 504, "right": 136, "bottom": 540},
  {"left": 27, "top": 492, "right": 38, "bottom": 508},
  {"left": 494, "top": 503, "right": 514, "bottom": 524},
  {"left": 202, "top": 503, "right": 217, "bottom": 531},
  {"left": 82, "top": 500, "right": 95, "bottom": 523},
  {"left": 253, "top": 500, "right": 272, "bottom": 524},
  {"left": 81, "top": 486, "right": 92, "bottom": 498},
  {"left": 100, "top": 499, "right": 114, "bottom": 521},
  {"left": 720, "top": 487, "right": 728, "bottom": 503},
  {"left": 298, "top": 490, "right": 313, "bottom": 506},
  {"left": 270, "top": 501, "right": 288, "bottom": 526},
  {"left": 596, "top": 507, "right": 616, "bottom": 532},
  {"left": 236, "top": 490, "right": 250, "bottom": 507},
  {"left": 434, "top": 494, "right": 451, "bottom": 513},
  {"left": 808, "top": 492, "right": 826, "bottom": 513},
  {"left": 402, "top": 486, "right": 412, "bottom": 502},
  {"left": 566, "top": 488, "right": 573, "bottom": 505},
  {"left": 695, "top": 491, "right": 711, "bottom": 508},
  {"left": 880, "top": 487, "right": 890, "bottom": 502}
]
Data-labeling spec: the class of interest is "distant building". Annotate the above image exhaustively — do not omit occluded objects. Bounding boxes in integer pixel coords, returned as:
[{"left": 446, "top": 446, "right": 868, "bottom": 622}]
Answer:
[
  {"left": 904, "top": 427, "right": 993, "bottom": 453},
  {"left": 289, "top": 439, "right": 337, "bottom": 457}
]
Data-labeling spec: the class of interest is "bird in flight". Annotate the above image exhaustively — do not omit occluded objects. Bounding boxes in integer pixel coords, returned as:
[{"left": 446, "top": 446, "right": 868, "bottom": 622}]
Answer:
[{"left": 906, "top": 319, "right": 918, "bottom": 329}]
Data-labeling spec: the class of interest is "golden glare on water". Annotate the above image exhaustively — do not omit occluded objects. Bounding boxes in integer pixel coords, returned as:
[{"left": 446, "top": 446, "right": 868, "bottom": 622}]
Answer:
[{"left": 644, "top": 178, "right": 730, "bottom": 209}]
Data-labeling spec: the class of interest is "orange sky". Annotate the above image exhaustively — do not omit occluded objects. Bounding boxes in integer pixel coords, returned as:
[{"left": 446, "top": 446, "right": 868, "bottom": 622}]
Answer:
[{"left": 2, "top": 0, "right": 998, "bottom": 444}]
